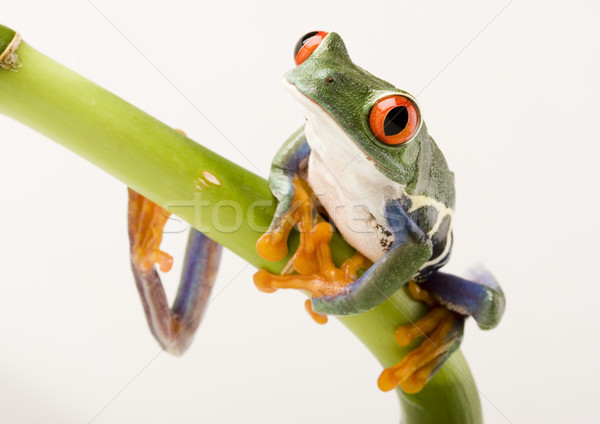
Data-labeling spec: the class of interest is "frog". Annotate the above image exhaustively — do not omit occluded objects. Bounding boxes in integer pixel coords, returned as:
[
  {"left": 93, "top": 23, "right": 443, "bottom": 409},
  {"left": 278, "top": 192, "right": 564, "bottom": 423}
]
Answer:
[
  {"left": 125, "top": 32, "right": 504, "bottom": 394},
  {"left": 252, "top": 31, "right": 505, "bottom": 393}
]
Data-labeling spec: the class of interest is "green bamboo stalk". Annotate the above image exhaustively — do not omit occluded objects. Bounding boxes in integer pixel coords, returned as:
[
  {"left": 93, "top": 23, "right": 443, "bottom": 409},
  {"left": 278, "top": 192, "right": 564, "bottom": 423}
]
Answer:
[{"left": 0, "top": 25, "right": 482, "bottom": 424}]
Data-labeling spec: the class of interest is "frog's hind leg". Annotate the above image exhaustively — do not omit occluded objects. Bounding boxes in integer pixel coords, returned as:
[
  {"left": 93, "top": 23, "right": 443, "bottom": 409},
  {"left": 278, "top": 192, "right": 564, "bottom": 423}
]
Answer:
[
  {"left": 419, "top": 267, "right": 505, "bottom": 330},
  {"left": 378, "top": 281, "right": 464, "bottom": 393},
  {"left": 379, "top": 268, "right": 505, "bottom": 393},
  {"left": 128, "top": 189, "right": 222, "bottom": 355}
]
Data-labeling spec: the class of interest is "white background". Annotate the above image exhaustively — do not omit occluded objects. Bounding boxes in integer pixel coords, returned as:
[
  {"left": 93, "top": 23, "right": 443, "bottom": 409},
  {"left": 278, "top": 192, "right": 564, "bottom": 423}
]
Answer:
[{"left": 1, "top": 1, "right": 599, "bottom": 423}]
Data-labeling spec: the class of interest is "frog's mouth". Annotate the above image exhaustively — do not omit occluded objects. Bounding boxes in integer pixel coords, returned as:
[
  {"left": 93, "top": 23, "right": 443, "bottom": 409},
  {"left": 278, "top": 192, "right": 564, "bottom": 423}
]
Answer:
[
  {"left": 283, "top": 77, "right": 363, "bottom": 150},
  {"left": 282, "top": 78, "right": 320, "bottom": 119}
]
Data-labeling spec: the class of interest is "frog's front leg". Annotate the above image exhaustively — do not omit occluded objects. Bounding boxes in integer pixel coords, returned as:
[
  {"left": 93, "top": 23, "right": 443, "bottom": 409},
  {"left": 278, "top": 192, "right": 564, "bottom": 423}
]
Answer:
[
  {"left": 254, "top": 126, "right": 356, "bottom": 286},
  {"left": 255, "top": 126, "right": 311, "bottom": 263},
  {"left": 254, "top": 126, "right": 366, "bottom": 322},
  {"left": 310, "top": 200, "right": 433, "bottom": 315},
  {"left": 128, "top": 189, "right": 222, "bottom": 355},
  {"left": 255, "top": 188, "right": 432, "bottom": 318}
]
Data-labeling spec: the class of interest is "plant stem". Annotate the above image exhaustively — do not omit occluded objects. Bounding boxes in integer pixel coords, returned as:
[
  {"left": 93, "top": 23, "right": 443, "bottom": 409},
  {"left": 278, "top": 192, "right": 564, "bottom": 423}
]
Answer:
[{"left": 0, "top": 26, "right": 482, "bottom": 424}]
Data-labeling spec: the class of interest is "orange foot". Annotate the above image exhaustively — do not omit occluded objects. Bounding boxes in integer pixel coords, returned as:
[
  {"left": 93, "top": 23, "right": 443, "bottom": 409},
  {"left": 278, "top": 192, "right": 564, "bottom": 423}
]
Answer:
[
  {"left": 378, "top": 281, "right": 461, "bottom": 394},
  {"left": 127, "top": 128, "right": 188, "bottom": 274},
  {"left": 254, "top": 177, "right": 371, "bottom": 324},
  {"left": 127, "top": 188, "right": 173, "bottom": 273}
]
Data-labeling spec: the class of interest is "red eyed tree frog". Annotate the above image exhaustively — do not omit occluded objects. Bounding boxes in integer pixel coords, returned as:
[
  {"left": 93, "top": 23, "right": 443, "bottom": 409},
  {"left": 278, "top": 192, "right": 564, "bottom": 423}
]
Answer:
[{"left": 126, "top": 32, "right": 505, "bottom": 394}]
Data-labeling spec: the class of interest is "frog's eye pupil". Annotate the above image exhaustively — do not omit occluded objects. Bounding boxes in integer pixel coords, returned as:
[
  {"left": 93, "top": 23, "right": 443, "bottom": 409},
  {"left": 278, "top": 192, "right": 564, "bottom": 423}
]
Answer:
[
  {"left": 294, "top": 31, "right": 328, "bottom": 66},
  {"left": 369, "top": 95, "right": 420, "bottom": 146},
  {"left": 383, "top": 106, "right": 408, "bottom": 136}
]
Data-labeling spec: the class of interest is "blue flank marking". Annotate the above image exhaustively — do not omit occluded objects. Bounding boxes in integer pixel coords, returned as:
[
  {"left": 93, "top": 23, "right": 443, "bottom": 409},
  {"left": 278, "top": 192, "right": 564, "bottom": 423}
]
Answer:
[
  {"left": 383, "top": 199, "right": 428, "bottom": 246},
  {"left": 282, "top": 138, "right": 311, "bottom": 172}
]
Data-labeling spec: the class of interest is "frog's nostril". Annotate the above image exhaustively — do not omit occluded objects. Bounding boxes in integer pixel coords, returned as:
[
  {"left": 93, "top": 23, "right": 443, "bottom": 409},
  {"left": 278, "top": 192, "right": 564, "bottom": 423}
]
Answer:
[{"left": 325, "top": 76, "right": 334, "bottom": 84}]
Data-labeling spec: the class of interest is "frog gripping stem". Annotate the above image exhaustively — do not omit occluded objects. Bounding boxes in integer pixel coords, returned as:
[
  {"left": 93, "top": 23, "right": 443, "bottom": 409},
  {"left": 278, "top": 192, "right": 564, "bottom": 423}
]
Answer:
[
  {"left": 253, "top": 176, "right": 460, "bottom": 393},
  {"left": 378, "top": 268, "right": 505, "bottom": 393},
  {"left": 0, "top": 25, "right": 489, "bottom": 422},
  {"left": 253, "top": 175, "right": 488, "bottom": 394},
  {"left": 254, "top": 177, "right": 371, "bottom": 324},
  {"left": 378, "top": 282, "right": 464, "bottom": 393}
]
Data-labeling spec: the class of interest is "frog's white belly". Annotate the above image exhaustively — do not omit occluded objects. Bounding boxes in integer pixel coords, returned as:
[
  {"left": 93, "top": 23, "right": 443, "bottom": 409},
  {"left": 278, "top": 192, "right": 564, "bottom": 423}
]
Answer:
[
  {"left": 302, "top": 109, "right": 404, "bottom": 263},
  {"left": 306, "top": 151, "right": 398, "bottom": 262}
]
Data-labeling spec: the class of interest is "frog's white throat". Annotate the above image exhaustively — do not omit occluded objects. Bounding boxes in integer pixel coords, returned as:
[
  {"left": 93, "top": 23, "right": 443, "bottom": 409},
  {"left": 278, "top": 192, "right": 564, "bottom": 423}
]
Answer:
[
  {"left": 283, "top": 79, "right": 406, "bottom": 262},
  {"left": 283, "top": 78, "right": 386, "bottom": 181}
]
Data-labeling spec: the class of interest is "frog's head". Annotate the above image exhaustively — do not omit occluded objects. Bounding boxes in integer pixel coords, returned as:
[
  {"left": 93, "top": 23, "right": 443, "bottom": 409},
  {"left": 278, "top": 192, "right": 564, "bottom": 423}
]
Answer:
[{"left": 285, "top": 31, "right": 428, "bottom": 184}]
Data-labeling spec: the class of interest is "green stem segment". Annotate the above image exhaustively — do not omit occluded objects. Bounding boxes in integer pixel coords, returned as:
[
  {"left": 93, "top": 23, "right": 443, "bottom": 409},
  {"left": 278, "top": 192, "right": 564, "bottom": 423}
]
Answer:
[{"left": 0, "top": 25, "right": 482, "bottom": 424}]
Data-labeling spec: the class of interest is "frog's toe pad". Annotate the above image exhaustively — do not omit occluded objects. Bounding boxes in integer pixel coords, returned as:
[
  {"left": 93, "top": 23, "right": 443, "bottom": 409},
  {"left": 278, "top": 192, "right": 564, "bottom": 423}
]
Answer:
[
  {"left": 378, "top": 308, "right": 464, "bottom": 394},
  {"left": 256, "top": 176, "right": 316, "bottom": 263},
  {"left": 305, "top": 299, "right": 328, "bottom": 324},
  {"left": 256, "top": 231, "right": 291, "bottom": 262}
]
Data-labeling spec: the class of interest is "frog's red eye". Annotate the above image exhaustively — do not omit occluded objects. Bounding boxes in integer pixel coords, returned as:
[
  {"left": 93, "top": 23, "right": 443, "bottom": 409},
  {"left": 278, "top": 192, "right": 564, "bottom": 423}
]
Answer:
[
  {"left": 369, "top": 95, "right": 420, "bottom": 146},
  {"left": 294, "top": 31, "right": 328, "bottom": 66}
]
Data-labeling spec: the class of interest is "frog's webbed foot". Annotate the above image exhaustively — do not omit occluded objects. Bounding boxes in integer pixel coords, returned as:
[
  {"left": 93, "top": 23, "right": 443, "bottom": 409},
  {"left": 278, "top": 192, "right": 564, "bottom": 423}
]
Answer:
[
  {"left": 128, "top": 188, "right": 222, "bottom": 355},
  {"left": 255, "top": 175, "right": 312, "bottom": 264},
  {"left": 254, "top": 177, "right": 372, "bottom": 324},
  {"left": 379, "top": 269, "right": 505, "bottom": 393},
  {"left": 378, "top": 281, "right": 464, "bottom": 393}
]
